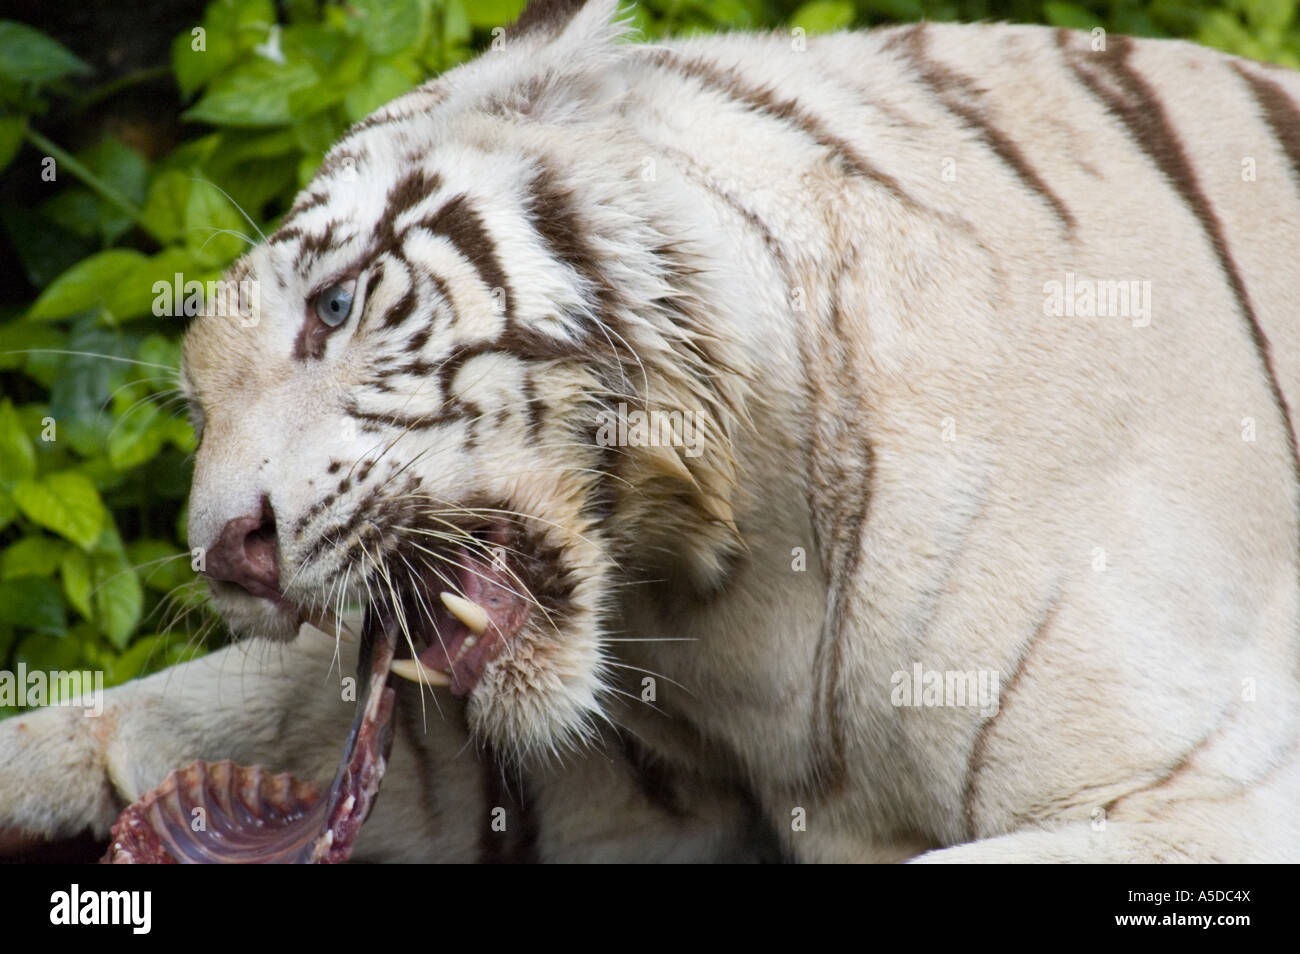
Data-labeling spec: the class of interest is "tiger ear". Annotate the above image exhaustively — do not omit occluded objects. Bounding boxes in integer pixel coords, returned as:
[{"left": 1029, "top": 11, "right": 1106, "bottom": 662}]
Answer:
[{"left": 507, "top": 0, "right": 622, "bottom": 42}]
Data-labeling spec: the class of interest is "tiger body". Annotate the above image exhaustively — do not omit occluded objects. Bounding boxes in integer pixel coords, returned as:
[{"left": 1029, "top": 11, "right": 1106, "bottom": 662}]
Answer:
[{"left": 1, "top": 0, "right": 1299, "bottom": 862}]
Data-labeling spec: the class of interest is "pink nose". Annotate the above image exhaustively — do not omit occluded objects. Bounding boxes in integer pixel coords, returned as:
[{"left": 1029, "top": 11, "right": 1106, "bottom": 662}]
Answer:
[{"left": 204, "top": 498, "right": 280, "bottom": 601}]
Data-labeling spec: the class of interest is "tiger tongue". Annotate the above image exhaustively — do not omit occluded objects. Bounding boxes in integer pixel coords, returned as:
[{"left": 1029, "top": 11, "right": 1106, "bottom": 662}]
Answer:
[{"left": 414, "top": 550, "right": 530, "bottom": 697}]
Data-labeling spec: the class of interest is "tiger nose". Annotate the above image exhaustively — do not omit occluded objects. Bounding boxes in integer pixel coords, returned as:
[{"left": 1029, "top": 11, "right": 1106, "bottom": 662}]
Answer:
[{"left": 204, "top": 497, "right": 281, "bottom": 601}]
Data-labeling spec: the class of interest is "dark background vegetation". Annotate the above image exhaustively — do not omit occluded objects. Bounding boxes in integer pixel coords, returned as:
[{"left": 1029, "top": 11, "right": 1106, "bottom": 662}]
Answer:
[{"left": 0, "top": 0, "right": 1296, "bottom": 716}]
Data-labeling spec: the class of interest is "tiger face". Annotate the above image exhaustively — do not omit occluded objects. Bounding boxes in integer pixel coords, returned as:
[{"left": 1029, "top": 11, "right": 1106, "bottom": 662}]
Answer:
[{"left": 180, "top": 5, "right": 747, "bottom": 759}]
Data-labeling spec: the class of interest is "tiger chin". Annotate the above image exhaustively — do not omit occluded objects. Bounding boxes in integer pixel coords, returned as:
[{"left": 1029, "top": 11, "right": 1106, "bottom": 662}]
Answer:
[{"left": 5, "top": 0, "right": 1300, "bottom": 863}]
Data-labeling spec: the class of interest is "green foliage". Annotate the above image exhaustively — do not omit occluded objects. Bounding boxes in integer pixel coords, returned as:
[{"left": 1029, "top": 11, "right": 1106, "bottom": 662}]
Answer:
[{"left": 0, "top": 0, "right": 1294, "bottom": 720}]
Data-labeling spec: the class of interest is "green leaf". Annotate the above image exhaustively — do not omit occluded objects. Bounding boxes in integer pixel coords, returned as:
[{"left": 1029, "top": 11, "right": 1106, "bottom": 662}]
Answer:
[
  {"left": 173, "top": 25, "right": 236, "bottom": 98},
  {"left": 98, "top": 635, "right": 157, "bottom": 686},
  {"left": 79, "top": 138, "right": 150, "bottom": 244},
  {"left": 1243, "top": 0, "right": 1295, "bottom": 32},
  {"left": 349, "top": 0, "right": 428, "bottom": 56},
  {"left": 0, "top": 320, "right": 61, "bottom": 372},
  {"left": 1199, "top": 10, "right": 1258, "bottom": 55},
  {"left": 0, "top": 490, "right": 16, "bottom": 533},
  {"left": 112, "top": 246, "right": 211, "bottom": 324},
  {"left": 38, "top": 188, "right": 100, "bottom": 239},
  {"left": 60, "top": 549, "right": 92, "bottom": 620},
  {"left": 0, "top": 578, "right": 65, "bottom": 633},
  {"left": 13, "top": 631, "right": 80, "bottom": 675},
  {"left": 183, "top": 58, "right": 319, "bottom": 127},
  {"left": 89, "top": 524, "right": 142, "bottom": 650},
  {"left": 0, "top": 398, "right": 36, "bottom": 488},
  {"left": 858, "top": 0, "right": 924, "bottom": 21},
  {"left": 1, "top": 536, "right": 68, "bottom": 580},
  {"left": 93, "top": 549, "right": 143, "bottom": 650},
  {"left": 464, "top": 0, "right": 525, "bottom": 29},
  {"left": 138, "top": 334, "right": 183, "bottom": 374},
  {"left": 345, "top": 61, "right": 418, "bottom": 121},
  {"left": 1, "top": 206, "right": 97, "bottom": 291},
  {"left": 125, "top": 540, "right": 195, "bottom": 593},
  {"left": 26, "top": 249, "right": 151, "bottom": 321},
  {"left": 12, "top": 471, "right": 107, "bottom": 551},
  {"left": 444, "top": 0, "right": 472, "bottom": 46},
  {"left": 0, "top": 20, "right": 91, "bottom": 85},
  {"left": 44, "top": 322, "right": 133, "bottom": 456},
  {"left": 186, "top": 180, "right": 249, "bottom": 267},
  {"left": 0, "top": 115, "right": 24, "bottom": 174},
  {"left": 161, "top": 416, "right": 198, "bottom": 454},
  {"left": 108, "top": 401, "right": 166, "bottom": 470},
  {"left": 140, "top": 169, "right": 192, "bottom": 243},
  {"left": 790, "top": 1, "right": 855, "bottom": 33},
  {"left": 1043, "top": 1, "right": 1106, "bottom": 30},
  {"left": 98, "top": 633, "right": 204, "bottom": 687},
  {"left": 293, "top": 110, "right": 344, "bottom": 158}
]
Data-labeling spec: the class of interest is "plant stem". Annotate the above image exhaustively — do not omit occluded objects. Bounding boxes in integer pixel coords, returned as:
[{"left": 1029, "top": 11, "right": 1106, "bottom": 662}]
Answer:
[
  {"left": 65, "top": 66, "right": 173, "bottom": 115},
  {"left": 22, "top": 128, "right": 160, "bottom": 244}
]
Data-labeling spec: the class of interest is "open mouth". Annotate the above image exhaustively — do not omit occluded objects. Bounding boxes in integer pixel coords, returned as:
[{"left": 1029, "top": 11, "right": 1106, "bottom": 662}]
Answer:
[
  {"left": 100, "top": 516, "right": 558, "bottom": 863},
  {"left": 382, "top": 521, "right": 534, "bottom": 698}
]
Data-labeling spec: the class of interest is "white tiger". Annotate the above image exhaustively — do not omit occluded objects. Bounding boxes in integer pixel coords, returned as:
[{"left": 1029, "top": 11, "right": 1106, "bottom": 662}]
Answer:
[{"left": 2, "top": 0, "right": 1298, "bottom": 862}]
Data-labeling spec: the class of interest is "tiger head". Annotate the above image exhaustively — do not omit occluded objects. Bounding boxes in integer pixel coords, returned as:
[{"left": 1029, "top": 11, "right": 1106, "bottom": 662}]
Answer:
[{"left": 180, "top": 0, "right": 749, "bottom": 758}]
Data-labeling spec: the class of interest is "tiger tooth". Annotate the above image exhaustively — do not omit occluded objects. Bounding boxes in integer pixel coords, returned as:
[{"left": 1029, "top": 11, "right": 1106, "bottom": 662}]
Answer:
[
  {"left": 390, "top": 658, "right": 452, "bottom": 687},
  {"left": 440, "top": 591, "right": 489, "bottom": 635}
]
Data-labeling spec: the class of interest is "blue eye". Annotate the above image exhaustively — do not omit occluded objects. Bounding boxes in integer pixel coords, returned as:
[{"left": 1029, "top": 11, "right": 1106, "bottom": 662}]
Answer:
[{"left": 315, "top": 282, "right": 355, "bottom": 327}]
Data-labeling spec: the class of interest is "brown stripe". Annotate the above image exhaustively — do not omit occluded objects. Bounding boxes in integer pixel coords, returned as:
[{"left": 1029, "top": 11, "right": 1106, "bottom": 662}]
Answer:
[
  {"left": 656, "top": 142, "right": 793, "bottom": 279},
  {"left": 1232, "top": 63, "right": 1300, "bottom": 190},
  {"left": 525, "top": 162, "right": 621, "bottom": 342},
  {"left": 1061, "top": 31, "right": 1300, "bottom": 491},
  {"left": 396, "top": 702, "right": 439, "bottom": 831},
  {"left": 353, "top": 262, "right": 385, "bottom": 334},
  {"left": 615, "top": 730, "right": 687, "bottom": 820},
  {"left": 342, "top": 87, "right": 448, "bottom": 144},
  {"left": 521, "top": 369, "right": 543, "bottom": 439},
  {"left": 809, "top": 403, "right": 869, "bottom": 792},
  {"left": 345, "top": 399, "right": 462, "bottom": 432},
  {"left": 269, "top": 226, "right": 303, "bottom": 246},
  {"left": 901, "top": 23, "right": 1075, "bottom": 232},
  {"left": 279, "top": 191, "right": 328, "bottom": 229},
  {"left": 294, "top": 219, "right": 339, "bottom": 274},
  {"left": 376, "top": 169, "right": 443, "bottom": 249},
  {"left": 1101, "top": 708, "right": 1233, "bottom": 818},
  {"left": 507, "top": 0, "right": 588, "bottom": 39},
  {"left": 655, "top": 146, "right": 826, "bottom": 760},
  {"left": 644, "top": 48, "right": 916, "bottom": 208},
  {"left": 963, "top": 596, "right": 1059, "bottom": 839},
  {"left": 477, "top": 744, "right": 540, "bottom": 864},
  {"left": 418, "top": 193, "right": 514, "bottom": 320},
  {"left": 381, "top": 284, "right": 417, "bottom": 330}
]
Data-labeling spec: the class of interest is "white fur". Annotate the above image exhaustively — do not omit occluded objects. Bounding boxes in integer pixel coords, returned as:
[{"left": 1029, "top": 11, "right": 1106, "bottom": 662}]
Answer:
[{"left": 2, "top": 4, "right": 1297, "bottom": 861}]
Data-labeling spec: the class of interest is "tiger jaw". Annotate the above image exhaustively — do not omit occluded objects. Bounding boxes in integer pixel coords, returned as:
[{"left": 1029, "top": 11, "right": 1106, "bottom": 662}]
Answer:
[
  {"left": 212, "top": 515, "right": 553, "bottom": 700},
  {"left": 380, "top": 533, "right": 534, "bottom": 697}
]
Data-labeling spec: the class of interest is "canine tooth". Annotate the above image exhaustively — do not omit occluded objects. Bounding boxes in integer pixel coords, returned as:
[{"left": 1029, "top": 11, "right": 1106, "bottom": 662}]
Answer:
[
  {"left": 390, "top": 658, "right": 452, "bottom": 687},
  {"left": 440, "top": 591, "right": 489, "bottom": 635}
]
